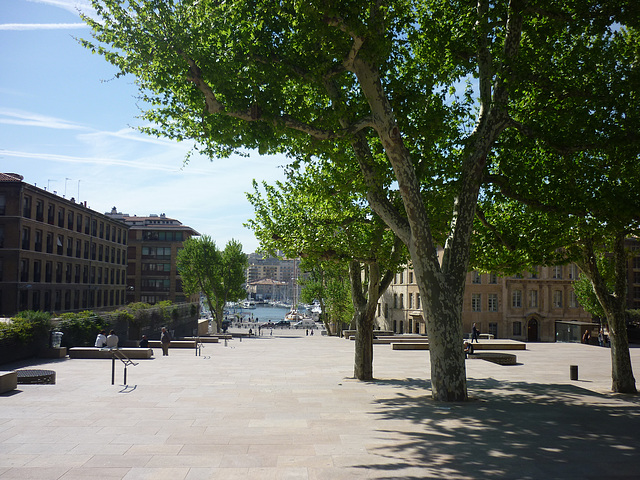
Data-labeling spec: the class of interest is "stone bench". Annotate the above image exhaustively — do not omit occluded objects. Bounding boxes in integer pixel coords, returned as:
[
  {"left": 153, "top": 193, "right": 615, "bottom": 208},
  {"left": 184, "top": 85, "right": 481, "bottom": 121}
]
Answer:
[
  {"left": 147, "top": 340, "right": 196, "bottom": 349},
  {"left": 184, "top": 336, "right": 219, "bottom": 343},
  {"left": 391, "top": 343, "right": 430, "bottom": 350},
  {"left": 468, "top": 352, "right": 517, "bottom": 365},
  {"left": 0, "top": 371, "right": 18, "bottom": 394},
  {"left": 69, "top": 347, "right": 154, "bottom": 359}
]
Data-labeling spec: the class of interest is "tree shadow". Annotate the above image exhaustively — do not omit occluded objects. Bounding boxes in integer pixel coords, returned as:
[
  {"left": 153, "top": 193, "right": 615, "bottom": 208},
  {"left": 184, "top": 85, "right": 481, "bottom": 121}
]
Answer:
[{"left": 354, "top": 378, "right": 640, "bottom": 479}]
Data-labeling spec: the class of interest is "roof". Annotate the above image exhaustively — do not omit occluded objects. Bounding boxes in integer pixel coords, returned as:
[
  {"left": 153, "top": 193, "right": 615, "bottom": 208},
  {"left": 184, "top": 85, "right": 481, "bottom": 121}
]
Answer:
[{"left": 0, "top": 173, "right": 24, "bottom": 182}]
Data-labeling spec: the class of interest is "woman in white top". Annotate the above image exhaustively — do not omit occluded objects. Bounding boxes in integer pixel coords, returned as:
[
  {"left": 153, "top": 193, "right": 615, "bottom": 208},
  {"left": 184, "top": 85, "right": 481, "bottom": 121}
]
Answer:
[{"left": 95, "top": 330, "right": 107, "bottom": 348}]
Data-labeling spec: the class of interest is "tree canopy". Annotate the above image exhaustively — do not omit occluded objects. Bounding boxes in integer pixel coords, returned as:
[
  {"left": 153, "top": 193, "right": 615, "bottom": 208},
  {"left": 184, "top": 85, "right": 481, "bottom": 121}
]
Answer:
[
  {"left": 177, "top": 236, "right": 247, "bottom": 331},
  {"left": 81, "top": 0, "right": 638, "bottom": 400}
]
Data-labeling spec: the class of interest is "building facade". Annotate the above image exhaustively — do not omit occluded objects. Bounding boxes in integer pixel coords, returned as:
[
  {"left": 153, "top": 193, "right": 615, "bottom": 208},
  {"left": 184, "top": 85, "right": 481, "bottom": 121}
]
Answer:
[
  {"left": 105, "top": 209, "right": 199, "bottom": 305},
  {"left": 245, "top": 253, "right": 300, "bottom": 302},
  {"left": 378, "top": 263, "right": 594, "bottom": 342},
  {"left": 0, "top": 173, "right": 128, "bottom": 316}
]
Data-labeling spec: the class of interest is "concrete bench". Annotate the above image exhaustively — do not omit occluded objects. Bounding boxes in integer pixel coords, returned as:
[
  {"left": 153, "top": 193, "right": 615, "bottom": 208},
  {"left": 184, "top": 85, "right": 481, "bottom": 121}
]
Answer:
[
  {"left": 392, "top": 343, "right": 430, "bottom": 350},
  {"left": 69, "top": 347, "right": 154, "bottom": 359},
  {"left": 468, "top": 352, "right": 517, "bottom": 365},
  {"left": 0, "top": 371, "right": 18, "bottom": 394},
  {"left": 184, "top": 336, "right": 219, "bottom": 343},
  {"left": 147, "top": 340, "right": 196, "bottom": 349},
  {"left": 467, "top": 341, "right": 526, "bottom": 350}
]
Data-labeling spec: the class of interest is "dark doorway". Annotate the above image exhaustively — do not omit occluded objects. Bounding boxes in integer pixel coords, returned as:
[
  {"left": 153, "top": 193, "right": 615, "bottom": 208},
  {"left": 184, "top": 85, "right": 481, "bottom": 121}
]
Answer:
[{"left": 527, "top": 318, "right": 539, "bottom": 342}]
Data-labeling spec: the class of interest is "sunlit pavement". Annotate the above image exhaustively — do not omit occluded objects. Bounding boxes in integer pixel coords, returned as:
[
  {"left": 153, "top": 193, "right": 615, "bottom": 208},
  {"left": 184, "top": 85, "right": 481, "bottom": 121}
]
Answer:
[{"left": 1, "top": 333, "right": 639, "bottom": 479}]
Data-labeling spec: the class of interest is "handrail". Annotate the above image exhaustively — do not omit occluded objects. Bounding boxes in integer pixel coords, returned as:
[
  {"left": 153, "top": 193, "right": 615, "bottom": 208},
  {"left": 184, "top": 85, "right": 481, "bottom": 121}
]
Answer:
[{"left": 111, "top": 349, "right": 138, "bottom": 385}]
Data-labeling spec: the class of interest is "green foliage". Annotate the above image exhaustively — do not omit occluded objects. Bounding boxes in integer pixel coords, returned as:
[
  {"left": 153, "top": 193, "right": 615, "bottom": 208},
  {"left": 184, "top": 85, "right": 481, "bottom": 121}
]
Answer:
[
  {"left": 57, "top": 311, "right": 110, "bottom": 347},
  {"left": 177, "top": 236, "right": 247, "bottom": 329},
  {"left": 573, "top": 273, "right": 607, "bottom": 319},
  {"left": 0, "top": 311, "right": 52, "bottom": 344}
]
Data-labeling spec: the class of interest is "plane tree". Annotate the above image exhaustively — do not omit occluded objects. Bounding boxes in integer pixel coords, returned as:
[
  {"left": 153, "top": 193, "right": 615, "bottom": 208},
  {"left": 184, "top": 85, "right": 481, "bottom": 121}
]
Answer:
[
  {"left": 246, "top": 163, "right": 407, "bottom": 380},
  {"left": 177, "top": 236, "right": 248, "bottom": 333},
  {"left": 81, "top": 0, "right": 634, "bottom": 400}
]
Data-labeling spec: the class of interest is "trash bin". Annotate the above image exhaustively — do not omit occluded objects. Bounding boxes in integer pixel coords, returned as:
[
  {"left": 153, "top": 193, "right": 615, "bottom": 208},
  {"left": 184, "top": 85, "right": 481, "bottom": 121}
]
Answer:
[
  {"left": 51, "top": 332, "right": 63, "bottom": 349},
  {"left": 570, "top": 365, "right": 578, "bottom": 381}
]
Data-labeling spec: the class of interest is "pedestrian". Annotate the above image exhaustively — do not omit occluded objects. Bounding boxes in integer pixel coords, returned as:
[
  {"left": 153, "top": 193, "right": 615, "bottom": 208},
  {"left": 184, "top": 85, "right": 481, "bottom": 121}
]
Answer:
[
  {"left": 464, "top": 341, "right": 474, "bottom": 358},
  {"left": 139, "top": 335, "right": 149, "bottom": 348},
  {"left": 105, "top": 330, "right": 119, "bottom": 349},
  {"left": 161, "top": 327, "right": 172, "bottom": 356},
  {"left": 95, "top": 330, "right": 107, "bottom": 348},
  {"left": 598, "top": 329, "right": 604, "bottom": 347},
  {"left": 472, "top": 323, "right": 479, "bottom": 343},
  {"left": 582, "top": 329, "right": 591, "bottom": 344}
]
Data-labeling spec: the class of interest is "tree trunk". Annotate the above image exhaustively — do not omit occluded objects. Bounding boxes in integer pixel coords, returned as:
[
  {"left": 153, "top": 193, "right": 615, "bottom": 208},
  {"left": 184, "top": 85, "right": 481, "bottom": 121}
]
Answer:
[
  {"left": 353, "top": 307, "right": 374, "bottom": 380},
  {"left": 579, "top": 234, "right": 637, "bottom": 394},
  {"left": 607, "top": 309, "right": 637, "bottom": 393},
  {"left": 349, "top": 260, "right": 382, "bottom": 381},
  {"left": 417, "top": 280, "right": 468, "bottom": 402}
]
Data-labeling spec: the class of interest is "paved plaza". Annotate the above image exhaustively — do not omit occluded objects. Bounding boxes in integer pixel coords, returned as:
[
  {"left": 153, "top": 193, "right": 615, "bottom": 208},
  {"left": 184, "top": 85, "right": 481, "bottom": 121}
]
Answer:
[{"left": 1, "top": 331, "right": 640, "bottom": 479}]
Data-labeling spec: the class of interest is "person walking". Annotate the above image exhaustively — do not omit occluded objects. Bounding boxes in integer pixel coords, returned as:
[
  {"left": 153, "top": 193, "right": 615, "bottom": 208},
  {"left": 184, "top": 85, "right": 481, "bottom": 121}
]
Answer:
[
  {"left": 472, "top": 323, "right": 479, "bottom": 343},
  {"left": 160, "top": 327, "right": 172, "bottom": 356}
]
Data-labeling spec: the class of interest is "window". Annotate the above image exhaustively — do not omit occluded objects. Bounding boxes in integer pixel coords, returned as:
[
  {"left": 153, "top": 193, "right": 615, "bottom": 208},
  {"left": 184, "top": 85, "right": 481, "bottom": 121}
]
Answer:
[
  {"left": 75, "top": 239, "right": 81, "bottom": 258},
  {"left": 57, "top": 235, "right": 63, "bottom": 255},
  {"left": 528, "top": 290, "right": 538, "bottom": 308},
  {"left": 76, "top": 214, "right": 82, "bottom": 232},
  {"left": 47, "top": 203, "right": 55, "bottom": 224},
  {"left": 472, "top": 271, "right": 481, "bottom": 284},
  {"left": 33, "top": 230, "right": 42, "bottom": 252},
  {"left": 66, "top": 238, "right": 73, "bottom": 256},
  {"left": 409, "top": 271, "right": 413, "bottom": 284},
  {"left": 46, "top": 232, "right": 54, "bottom": 253},
  {"left": 67, "top": 211, "right": 74, "bottom": 230},
  {"left": 417, "top": 294, "right": 421, "bottom": 309},
  {"left": 552, "top": 266, "right": 563, "bottom": 279},
  {"left": 0, "top": 195, "right": 5, "bottom": 215},
  {"left": 393, "top": 293, "right": 398, "bottom": 308},
  {"left": 58, "top": 207, "right": 65, "bottom": 227},
  {"left": 399, "top": 271, "right": 404, "bottom": 284},
  {"left": 529, "top": 267, "right": 538, "bottom": 279},
  {"left": 569, "top": 291, "right": 578, "bottom": 308},
  {"left": 35, "top": 199, "right": 44, "bottom": 221},
  {"left": 399, "top": 293, "right": 404, "bottom": 308},
  {"left": 512, "top": 289, "right": 522, "bottom": 308},
  {"left": 56, "top": 262, "right": 62, "bottom": 283},
  {"left": 489, "top": 273, "right": 498, "bottom": 284},
  {"left": 553, "top": 290, "right": 563, "bottom": 308},
  {"left": 33, "top": 260, "right": 42, "bottom": 283},
  {"left": 21, "top": 227, "right": 30, "bottom": 250},
  {"left": 634, "top": 257, "right": 640, "bottom": 270},
  {"left": 23, "top": 195, "right": 32, "bottom": 218},
  {"left": 409, "top": 293, "right": 413, "bottom": 308},
  {"left": 471, "top": 293, "right": 481, "bottom": 312},
  {"left": 513, "top": 321, "right": 522, "bottom": 336},
  {"left": 568, "top": 264, "right": 579, "bottom": 280},
  {"left": 45, "top": 261, "right": 52, "bottom": 283},
  {"left": 488, "top": 293, "right": 498, "bottom": 312},
  {"left": 0, "top": 226, "right": 3, "bottom": 248}
]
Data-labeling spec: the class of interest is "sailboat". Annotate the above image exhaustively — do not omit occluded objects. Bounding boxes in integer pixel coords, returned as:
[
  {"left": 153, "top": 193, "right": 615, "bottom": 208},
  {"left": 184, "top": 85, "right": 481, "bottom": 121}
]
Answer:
[{"left": 284, "top": 258, "right": 304, "bottom": 322}]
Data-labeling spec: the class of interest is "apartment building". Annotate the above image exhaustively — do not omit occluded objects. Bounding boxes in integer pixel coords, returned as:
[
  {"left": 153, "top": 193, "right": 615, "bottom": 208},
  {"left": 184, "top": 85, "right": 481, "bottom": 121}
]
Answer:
[
  {"left": 0, "top": 173, "right": 128, "bottom": 316},
  {"left": 245, "top": 253, "right": 300, "bottom": 301},
  {"left": 379, "top": 263, "right": 595, "bottom": 342},
  {"left": 105, "top": 209, "right": 199, "bottom": 305}
]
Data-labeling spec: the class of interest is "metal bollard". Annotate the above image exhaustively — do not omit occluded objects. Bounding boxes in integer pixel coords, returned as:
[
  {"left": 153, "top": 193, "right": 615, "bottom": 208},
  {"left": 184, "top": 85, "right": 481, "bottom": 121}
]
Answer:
[{"left": 570, "top": 365, "right": 578, "bottom": 380}]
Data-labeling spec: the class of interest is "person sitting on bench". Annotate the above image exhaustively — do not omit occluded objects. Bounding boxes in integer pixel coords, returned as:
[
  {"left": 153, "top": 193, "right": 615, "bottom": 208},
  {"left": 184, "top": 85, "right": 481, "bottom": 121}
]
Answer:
[{"left": 464, "top": 341, "right": 474, "bottom": 358}]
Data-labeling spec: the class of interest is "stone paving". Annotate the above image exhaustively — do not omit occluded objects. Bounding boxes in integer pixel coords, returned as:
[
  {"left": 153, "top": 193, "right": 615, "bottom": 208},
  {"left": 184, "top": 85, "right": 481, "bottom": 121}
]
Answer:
[{"left": 1, "top": 330, "right": 639, "bottom": 479}]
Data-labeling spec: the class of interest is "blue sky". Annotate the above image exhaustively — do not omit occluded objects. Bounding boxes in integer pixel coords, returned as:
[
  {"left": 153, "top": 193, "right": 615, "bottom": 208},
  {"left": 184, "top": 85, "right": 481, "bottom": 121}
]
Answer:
[{"left": 0, "top": 0, "right": 288, "bottom": 253}]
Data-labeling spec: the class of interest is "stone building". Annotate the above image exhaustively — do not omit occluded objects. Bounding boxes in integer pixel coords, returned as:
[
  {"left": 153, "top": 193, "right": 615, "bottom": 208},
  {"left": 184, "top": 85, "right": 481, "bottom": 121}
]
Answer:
[
  {"left": 0, "top": 173, "right": 128, "bottom": 316},
  {"left": 105, "top": 209, "right": 199, "bottom": 305},
  {"left": 378, "top": 262, "right": 595, "bottom": 342}
]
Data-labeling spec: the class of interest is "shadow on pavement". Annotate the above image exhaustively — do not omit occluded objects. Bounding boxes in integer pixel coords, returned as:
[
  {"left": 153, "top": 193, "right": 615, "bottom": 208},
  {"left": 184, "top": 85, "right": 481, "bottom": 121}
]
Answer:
[{"left": 358, "top": 378, "right": 640, "bottom": 479}]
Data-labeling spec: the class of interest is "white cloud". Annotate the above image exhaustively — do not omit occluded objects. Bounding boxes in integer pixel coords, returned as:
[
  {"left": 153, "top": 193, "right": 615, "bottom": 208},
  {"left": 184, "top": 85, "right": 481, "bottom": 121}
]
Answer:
[
  {"left": 0, "top": 109, "right": 89, "bottom": 130},
  {"left": 0, "top": 22, "right": 88, "bottom": 30}
]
